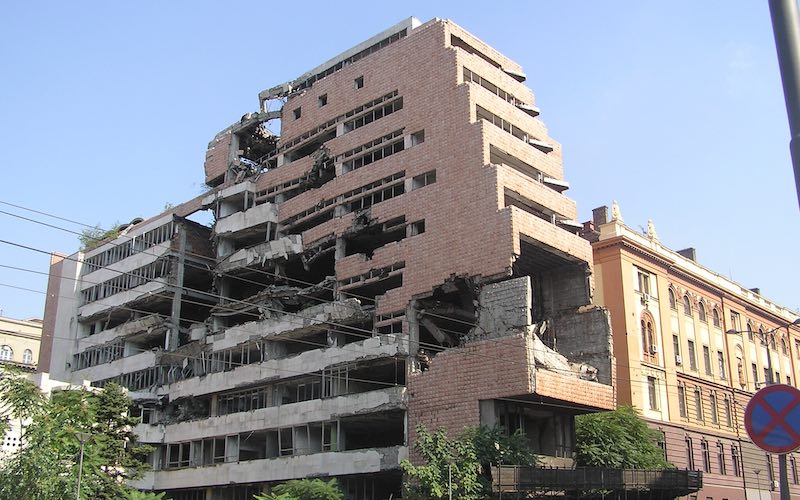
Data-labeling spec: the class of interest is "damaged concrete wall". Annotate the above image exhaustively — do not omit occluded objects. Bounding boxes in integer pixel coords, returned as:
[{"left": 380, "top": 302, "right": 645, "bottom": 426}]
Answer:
[
  {"left": 541, "top": 265, "right": 591, "bottom": 313},
  {"left": 218, "top": 236, "right": 303, "bottom": 272},
  {"left": 473, "top": 276, "right": 531, "bottom": 339},
  {"left": 551, "top": 305, "right": 614, "bottom": 385}
]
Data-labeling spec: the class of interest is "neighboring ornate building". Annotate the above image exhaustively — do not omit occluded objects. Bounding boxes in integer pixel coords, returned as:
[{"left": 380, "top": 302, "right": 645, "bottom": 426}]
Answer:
[
  {"left": 0, "top": 316, "right": 44, "bottom": 458},
  {"left": 0, "top": 315, "right": 41, "bottom": 370},
  {"left": 586, "top": 204, "right": 800, "bottom": 500}
]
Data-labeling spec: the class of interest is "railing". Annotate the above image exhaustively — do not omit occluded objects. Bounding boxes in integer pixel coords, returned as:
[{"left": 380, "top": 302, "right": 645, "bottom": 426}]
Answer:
[{"left": 493, "top": 466, "right": 702, "bottom": 497}]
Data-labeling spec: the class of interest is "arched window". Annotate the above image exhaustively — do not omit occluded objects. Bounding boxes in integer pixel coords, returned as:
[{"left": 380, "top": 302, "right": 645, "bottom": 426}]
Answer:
[
  {"left": 769, "top": 333, "right": 776, "bottom": 350},
  {"left": 736, "top": 345, "right": 745, "bottom": 388},
  {"left": 668, "top": 288, "right": 676, "bottom": 310},
  {"left": 747, "top": 323, "right": 754, "bottom": 341},
  {"left": 712, "top": 308, "right": 721, "bottom": 328},
  {"left": 0, "top": 345, "right": 12, "bottom": 361},
  {"left": 683, "top": 295, "right": 692, "bottom": 316},
  {"left": 698, "top": 302, "right": 707, "bottom": 323},
  {"left": 781, "top": 338, "right": 789, "bottom": 356},
  {"left": 641, "top": 312, "right": 657, "bottom": 360},
  {"left": 22, "top": 349, "right": 33, "bottom": 364}
]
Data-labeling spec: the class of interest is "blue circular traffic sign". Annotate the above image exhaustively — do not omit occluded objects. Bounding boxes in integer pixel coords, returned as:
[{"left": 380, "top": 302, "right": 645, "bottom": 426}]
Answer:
[{"left": 744, "top": 384, "right": 800, "bottom": 454}]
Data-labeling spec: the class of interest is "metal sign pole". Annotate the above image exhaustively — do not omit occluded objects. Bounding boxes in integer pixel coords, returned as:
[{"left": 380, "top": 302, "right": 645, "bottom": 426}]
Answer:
[{"left": 770, "top": 0, "right": 800, "bottom": 211}]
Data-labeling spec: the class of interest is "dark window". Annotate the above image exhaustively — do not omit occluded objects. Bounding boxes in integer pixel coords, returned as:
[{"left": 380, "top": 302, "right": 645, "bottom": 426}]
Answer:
[
  {"left": 694, "top": 388, "right": 704, "bottom": 421},
  {"left": 698, "top": 302, "right": 707, "bottom": 323},
  {"left": 724, "top": 397, "right": 732, "bottom": 427},
  {"left": 701, "top": 440, "right": 711, "bottom": 472},
  {"left": 318, "top": 94, "right": 328, "bottom": 107},
  {"left": 767, "top": 453, "right": 775, "bottom": 483},
  {"left": 688, "top": 340, "right": 697, "bottom": 371},
  {"left": 732, "top": 445, "right": 741, "bottom": 476},
  {"left": 354, "top": 76, "right": 364, "bottom": 89},
  {"left": 293, "top": 107, "right": 301, "bottom": 120},
  {"left": 668, "top": 288, "right": 676, "bottom": 309},
  {"left": 678, "top": 384, "right": 687, "bottom": 418},
  {"left": 703, "top": 345, "right": 712, "bottom": 375},
  {"left": 717, "top": 442, "right": 726, "bottom": 475},
  {"left": 683, "top": 295, "right": 692, "bottom": 316},
  {"left": 717, "top": 351, "right": 726, "bottom": 379},
  {"left": 686, "top": 436, "right": 695, "bottom": 470},
  {"left": 648, "top": 377, "right": 659, "bottom": 410},
  {"left": 712, "top": 308, "right": 721, "bottom": 327},
  {"left": 709, "top": 392, "right": 718, "bottom": 424}
]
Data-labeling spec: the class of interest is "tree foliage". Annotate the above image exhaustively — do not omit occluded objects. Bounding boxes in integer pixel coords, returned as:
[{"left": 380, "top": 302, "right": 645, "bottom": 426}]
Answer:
[
  {"left": 0, "top": 366, "right": 154, "bottom": 499},
  {"left": 79, "top": 224, "right": 120, "bottom": 251},
  {"left": 254, "top": 478, "right": 343, "bottom": 500},
  {"left": 401, "top": 425, "right": 537, "bottom": 500},
  {"left": 575, "top": 406, "right": 672, "bottom": 469}
]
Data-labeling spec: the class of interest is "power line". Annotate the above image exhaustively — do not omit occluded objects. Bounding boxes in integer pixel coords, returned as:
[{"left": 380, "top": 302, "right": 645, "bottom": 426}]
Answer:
[
  {"left": 0, "top": 198, "right": 483, "bottom": 331},
  {"left": 1, "top": 201, "right": 757, "bottom": 412}
]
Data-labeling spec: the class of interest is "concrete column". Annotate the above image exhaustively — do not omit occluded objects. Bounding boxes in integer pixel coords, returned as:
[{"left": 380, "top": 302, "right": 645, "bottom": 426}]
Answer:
[{"left": 168, "top": 230, "right": 187, "bottom": 352}]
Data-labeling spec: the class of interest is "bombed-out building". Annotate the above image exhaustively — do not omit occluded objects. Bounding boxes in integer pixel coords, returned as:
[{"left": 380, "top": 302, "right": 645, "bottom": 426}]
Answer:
[{"left": 41, "top": 17, "right": 615, "bottom": 499}]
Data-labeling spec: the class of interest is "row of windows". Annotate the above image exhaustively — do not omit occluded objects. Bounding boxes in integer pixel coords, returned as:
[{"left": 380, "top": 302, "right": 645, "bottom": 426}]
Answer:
[
  {"left": 685, "top": 437, "right": 741, "bottom": 477},
  {"left": 676, "top": 383, "right": 733, "bottom": 428},
  {"left": 83, "top": 221, "right": 175, "bottom": 274},
  {"left": 279, "top": 90, "right": 399, "bottom": 153},
  {"left": 342, "top": 97, "right": 403, "bottom": 134},
  {"left": 668, "top": 285, "right": 794, "bottom": 357},
  {"left": 293, "top": 76, "right": 366, "bottom": 120},
  {"left": 463, "top": 67, "right": 525, "bottom": 107},
  {"left": 684, "top": 436, "right": 800, "bottom": 485},
  {"left": 667, "top": 287, "right": 723, "bottom": 327},
  {"left": 476, "top": 105, "right": 551, "bottom": 153},
  {"left": 73, "top": 341, "right": 125, "bottom": 370},
  {"left": 160, "top": 421, "right": 340, "bottom": 470},
  {"left": 0, "top": 346, "right": 34, "bottom": 364},
  {"left": 81, "top": 258, "right": 172, "bottom": 305}
]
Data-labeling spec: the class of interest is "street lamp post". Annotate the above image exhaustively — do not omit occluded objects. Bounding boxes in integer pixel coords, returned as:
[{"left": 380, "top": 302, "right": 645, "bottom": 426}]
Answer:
[
  {"left": 75, "top": 431, "right": 92, "bottom": 500},
  {"left": 727, "top": 318, "right": 800, "bottom": 500}
]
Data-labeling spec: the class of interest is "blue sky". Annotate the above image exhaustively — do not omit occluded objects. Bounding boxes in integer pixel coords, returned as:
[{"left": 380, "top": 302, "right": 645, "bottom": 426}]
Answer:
[{"left": 1, "top": 1, "right": 798, "bottom": 319}]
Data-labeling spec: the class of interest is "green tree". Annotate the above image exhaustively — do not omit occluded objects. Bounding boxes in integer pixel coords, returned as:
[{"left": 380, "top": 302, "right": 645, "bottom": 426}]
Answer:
[
  {"left": 402, "top": 425, "right": 537, "bottom": 500},
  {"left": 79, "top": 223, "right": 120, "bottom": 251},
  {"left": 0, "top": 367, "right": 154, "bottom": 499},
  {"left": 575, "top": 406, "right": 672, "bottom": 469},
  {"left": 121, "top": 490, "right": 169, "bottom": 500},
  {"left": 82, "top": 383, "right": 155, "bottom": 498},
  {"left": 254, "top": 478, "right": 343, "bottom": 500}
]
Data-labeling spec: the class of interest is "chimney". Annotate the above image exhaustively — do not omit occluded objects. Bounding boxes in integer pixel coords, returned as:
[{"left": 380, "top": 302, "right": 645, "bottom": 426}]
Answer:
[
  {"left": 592, "top": 206, "right": 608, "bottom": 227},
  {"left": 749, "top": 288, "right": 761, "bottom": 296},
  {"left": 677, "top": 248, "right": 697, "bottom": 262}
]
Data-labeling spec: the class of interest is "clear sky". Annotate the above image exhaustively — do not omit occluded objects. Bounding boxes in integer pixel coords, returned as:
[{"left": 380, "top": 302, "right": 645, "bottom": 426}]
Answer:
[{"left": 0, "top": 1, "right": 798, "bottom": 320}]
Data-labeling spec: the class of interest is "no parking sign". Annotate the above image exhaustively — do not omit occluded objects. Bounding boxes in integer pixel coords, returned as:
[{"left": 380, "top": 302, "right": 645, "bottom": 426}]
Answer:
[{"left": 744, "top": 384, "right": 800, "bottom": 454}]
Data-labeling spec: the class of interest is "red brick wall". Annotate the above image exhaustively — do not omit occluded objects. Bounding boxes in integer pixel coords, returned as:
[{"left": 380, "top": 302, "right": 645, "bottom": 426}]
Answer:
[
  {"left": 406, "top": 334, "right": 533, "bottom": 457},
  {"left": 204, "top": 132, "right": 232, "bottom": 185},
  {"left": 245, "top": 19, "right": 586, "bottom": 315}
]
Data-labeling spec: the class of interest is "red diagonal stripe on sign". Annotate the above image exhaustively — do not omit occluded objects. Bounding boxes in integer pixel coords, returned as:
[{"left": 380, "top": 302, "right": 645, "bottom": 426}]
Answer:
[{"left": 756, "top": 398, "right": 800, "bottom": 444}]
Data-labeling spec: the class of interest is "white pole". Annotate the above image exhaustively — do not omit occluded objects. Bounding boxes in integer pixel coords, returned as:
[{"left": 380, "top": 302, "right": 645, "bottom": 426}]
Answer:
[{"left": 448, "top": 463, "right": 452, "bottom": 500}]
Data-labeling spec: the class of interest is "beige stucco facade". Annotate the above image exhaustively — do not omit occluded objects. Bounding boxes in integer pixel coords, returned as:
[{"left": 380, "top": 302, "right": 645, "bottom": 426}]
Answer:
[
  {"left": 588, "top": 204, "right": 800, "bottom": 500},
  {"left": 0, "top": 316, "right": 42, "bottom": 369}
]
